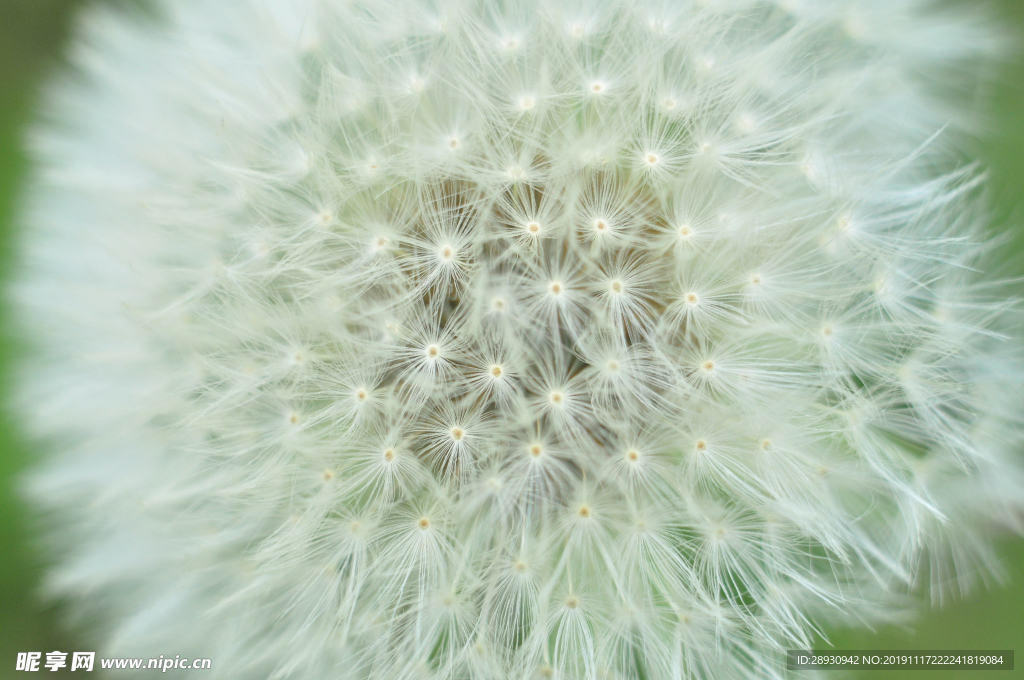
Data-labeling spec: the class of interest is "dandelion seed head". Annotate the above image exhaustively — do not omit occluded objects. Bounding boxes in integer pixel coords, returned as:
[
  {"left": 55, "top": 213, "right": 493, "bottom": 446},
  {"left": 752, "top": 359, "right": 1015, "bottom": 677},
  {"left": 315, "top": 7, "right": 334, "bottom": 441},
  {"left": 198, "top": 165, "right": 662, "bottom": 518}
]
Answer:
[{"left": 12, "top": 0, "right": 1024, "bottom": 678}]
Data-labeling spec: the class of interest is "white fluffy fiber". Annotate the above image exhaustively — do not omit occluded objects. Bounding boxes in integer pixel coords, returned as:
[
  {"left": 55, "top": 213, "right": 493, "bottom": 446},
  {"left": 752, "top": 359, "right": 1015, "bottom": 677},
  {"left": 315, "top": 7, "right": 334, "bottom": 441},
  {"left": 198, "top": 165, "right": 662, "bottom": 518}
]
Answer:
[{"left": 12, "top": 0, "right": 1024, "bottom": 678}]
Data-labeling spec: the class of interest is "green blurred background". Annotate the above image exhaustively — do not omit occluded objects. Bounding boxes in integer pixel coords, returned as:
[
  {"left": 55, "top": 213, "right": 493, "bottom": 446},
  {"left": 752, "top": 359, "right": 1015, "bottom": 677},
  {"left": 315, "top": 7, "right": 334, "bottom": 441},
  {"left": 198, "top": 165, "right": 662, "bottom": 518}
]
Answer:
[{"left": 0, "top": 1, "right": 1022, "bottom": 678}]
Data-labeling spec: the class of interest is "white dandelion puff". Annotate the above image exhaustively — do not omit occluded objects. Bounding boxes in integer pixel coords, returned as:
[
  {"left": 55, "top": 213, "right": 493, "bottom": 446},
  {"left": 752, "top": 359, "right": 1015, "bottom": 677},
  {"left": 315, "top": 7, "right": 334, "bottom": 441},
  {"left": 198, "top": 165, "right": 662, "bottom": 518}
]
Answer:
[{"left": 10, "top": 0, "right": 1024, "bottom": 679}]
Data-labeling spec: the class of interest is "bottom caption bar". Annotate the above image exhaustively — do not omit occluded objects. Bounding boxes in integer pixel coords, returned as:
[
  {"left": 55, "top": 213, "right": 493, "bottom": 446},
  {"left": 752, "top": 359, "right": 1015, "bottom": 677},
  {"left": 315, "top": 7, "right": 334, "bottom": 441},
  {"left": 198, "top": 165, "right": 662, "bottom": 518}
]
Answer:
[{"left": 787, "top": 650, "right": 1014, "bottom": 671}]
